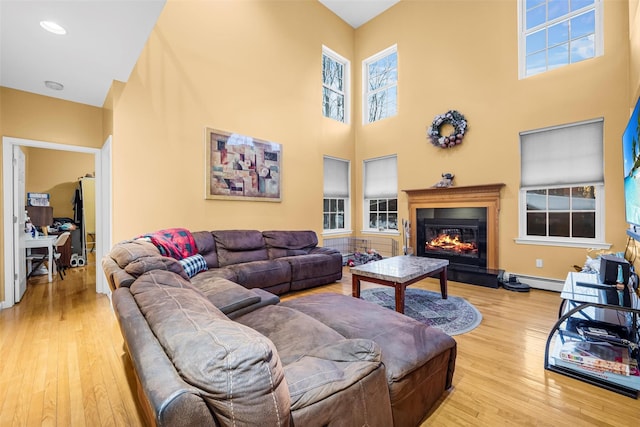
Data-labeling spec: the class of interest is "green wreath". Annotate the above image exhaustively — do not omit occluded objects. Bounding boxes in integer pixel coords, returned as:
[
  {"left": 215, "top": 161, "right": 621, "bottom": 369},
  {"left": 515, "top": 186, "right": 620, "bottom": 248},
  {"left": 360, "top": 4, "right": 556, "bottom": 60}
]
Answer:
[{"left": 427, "top": 110, "right": 468, "bottom": 148}]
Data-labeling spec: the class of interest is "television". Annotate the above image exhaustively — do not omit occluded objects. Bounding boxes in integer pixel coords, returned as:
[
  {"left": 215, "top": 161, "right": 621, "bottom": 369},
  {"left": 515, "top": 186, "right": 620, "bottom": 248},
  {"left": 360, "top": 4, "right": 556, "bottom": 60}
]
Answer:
[{"left": 623, "top": 95, "right": 640, "bottom": 233}]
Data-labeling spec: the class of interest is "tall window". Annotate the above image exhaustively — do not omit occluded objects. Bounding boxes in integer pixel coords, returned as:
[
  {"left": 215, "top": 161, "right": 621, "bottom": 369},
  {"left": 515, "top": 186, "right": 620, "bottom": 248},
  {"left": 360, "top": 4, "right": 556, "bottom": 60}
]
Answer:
[
  {"left": 322, "top": 46, "right": 349, "bottom": 123},
  {"left": 518, "top": 119, "right": 605, "bottom": 246},
  {"left": 323, "top": 156, "right": 350, "bottom": 232},
  {"left": 363, "top": 45, "right": 397, "bottom": 124},
  {"left": 363, "top": 155, "right": 398, "bottom": 232},
  {"left": 519, "top": 0, "right": 602, "bottom": 78}
]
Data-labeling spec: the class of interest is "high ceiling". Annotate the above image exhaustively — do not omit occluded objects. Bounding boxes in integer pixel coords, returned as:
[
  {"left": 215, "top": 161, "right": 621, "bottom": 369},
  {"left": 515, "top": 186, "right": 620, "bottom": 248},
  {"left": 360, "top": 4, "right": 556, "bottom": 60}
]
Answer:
[
  {"left": 320, "top": 0, "right": 399, "bottom": 28},
  {"left": 0, "top": 0, "right": 398, "bottom": 108},
  {"left": 0, "top": 0, "right": 166, "bottom": 107}
]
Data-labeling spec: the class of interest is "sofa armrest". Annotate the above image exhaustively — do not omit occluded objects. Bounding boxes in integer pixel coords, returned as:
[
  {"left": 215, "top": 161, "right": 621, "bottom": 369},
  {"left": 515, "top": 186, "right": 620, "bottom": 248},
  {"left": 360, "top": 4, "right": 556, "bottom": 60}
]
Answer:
[
  {"left": 102, "top": 256, "right": 135, "bottom": 290},
  {"left": 112, "top": 288, "right": 217, "bottom": 427},
  {"left": 308, "top": 246, "right": 341, "bottom": 256},
  {"left": 189, "top": 277, "right": 280, "bottom": 317}
]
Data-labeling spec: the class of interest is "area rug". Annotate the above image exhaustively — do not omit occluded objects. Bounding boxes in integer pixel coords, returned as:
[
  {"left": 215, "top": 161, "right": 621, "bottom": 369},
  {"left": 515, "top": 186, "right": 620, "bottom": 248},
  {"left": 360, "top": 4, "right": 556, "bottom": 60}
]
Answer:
[{"left": 360, "top": 288, "right": 482, "bottom": 336}]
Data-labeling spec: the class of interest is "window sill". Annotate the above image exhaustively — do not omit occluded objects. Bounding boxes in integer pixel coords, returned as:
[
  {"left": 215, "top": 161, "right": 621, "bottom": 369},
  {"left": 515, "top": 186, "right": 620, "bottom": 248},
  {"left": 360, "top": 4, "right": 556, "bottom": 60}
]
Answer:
[
  {"left": 514, "top": 237, "right": 611, "bottom": 249},
  {"left": 360, "top": 230, "right": 400, "bottom": 236},
  {"left": 322, "top": 229, "right": 352, "bottom": 237}
]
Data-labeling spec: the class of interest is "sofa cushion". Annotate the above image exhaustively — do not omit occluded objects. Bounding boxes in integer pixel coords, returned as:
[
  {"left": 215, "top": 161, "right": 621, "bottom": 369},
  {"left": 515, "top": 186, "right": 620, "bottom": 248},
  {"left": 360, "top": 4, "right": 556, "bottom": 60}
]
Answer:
[
  {"left": 179, "top": 254, "right": 208, "bottom": 278},
  {"left": 262, "top": 230, "right": 318, "bottom": 259},
  {"left": 124, "top": 255, "right": 189, "bottom": 281},
  {"left": 110, "top": 239, "right": 160, "bottom": 268},
  {"left": 130, "top": 270, "right": 291, "bottom": 427},
  {"left": 192, "top": 231, "right": 219, "bottom": 268},
  {"left": 229, "top": 259, "right": 291, "bottom": 291},
  {"left": 236, "top": 305, "right": 382, "bottom": 410},
  {"left": 213, "top": 230, "right": 269, "bottom": 267},
  {"left": 190, "top": 277, "right": 262, "bottom": 315},
  {"left": 280, "top": 253, "right": 342, "bottom": 282},
  {"left": 190, "top": 267, "right": 238, "bottom": 286}
]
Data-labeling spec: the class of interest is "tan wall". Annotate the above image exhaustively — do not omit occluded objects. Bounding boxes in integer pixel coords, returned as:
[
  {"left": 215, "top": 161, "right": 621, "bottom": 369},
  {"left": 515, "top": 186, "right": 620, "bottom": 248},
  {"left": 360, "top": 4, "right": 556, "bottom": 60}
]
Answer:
[
  {"left": 25, "top": 147, "right": 94, "bottom": 219},
  {"left": 111, "top": 0, "right": 355, "bottom": 241},
  {"left": 0, "top": 87, "right": 103, "bottom": 301},
  {"left": 354, "top": 1, "right": 630, "bottom": 280},
  {"left": 630, "top": 0, "right": 640, "bottom": 102}
]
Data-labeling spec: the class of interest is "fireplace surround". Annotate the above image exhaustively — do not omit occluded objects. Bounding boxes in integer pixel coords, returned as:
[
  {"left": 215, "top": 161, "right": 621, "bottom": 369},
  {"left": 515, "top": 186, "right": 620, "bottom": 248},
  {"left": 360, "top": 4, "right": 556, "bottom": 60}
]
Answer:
[{"left": 404, "top": 184, "right": 505, "bottom": 287}]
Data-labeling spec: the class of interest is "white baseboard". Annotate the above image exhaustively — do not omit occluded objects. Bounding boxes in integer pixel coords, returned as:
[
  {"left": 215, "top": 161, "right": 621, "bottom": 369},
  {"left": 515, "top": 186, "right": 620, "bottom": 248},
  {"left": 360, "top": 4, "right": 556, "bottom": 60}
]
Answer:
[{"left": 504, "top": 272, "right": 564, "bottom": 292}]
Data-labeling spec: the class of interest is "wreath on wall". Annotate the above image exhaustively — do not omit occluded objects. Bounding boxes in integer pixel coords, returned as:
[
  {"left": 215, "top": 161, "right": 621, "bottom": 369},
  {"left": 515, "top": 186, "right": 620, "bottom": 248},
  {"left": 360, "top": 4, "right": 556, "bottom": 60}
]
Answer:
[{"left": 427, "top": 110, "right": 468, "bottom": 149}]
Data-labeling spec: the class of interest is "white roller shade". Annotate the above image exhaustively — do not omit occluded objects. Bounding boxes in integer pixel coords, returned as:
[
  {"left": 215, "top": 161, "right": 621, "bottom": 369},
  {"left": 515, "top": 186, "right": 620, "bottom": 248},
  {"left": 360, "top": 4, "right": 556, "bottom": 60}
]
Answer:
[
  {"left": 520, "top": 119, "right": 603, "bottom": 187},
  {"left": 364, "top": 155, "right": 397, "bottom": 198},
  {"left": 323, "top": 157, "right": 349, "bottom": 198}
]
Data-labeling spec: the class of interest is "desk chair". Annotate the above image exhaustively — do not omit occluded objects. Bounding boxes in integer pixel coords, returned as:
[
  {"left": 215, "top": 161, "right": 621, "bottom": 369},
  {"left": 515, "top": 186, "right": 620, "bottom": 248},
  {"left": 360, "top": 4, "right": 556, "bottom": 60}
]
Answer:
[{"left": 52, "top": 232, "right": 71, "bottom": 280}]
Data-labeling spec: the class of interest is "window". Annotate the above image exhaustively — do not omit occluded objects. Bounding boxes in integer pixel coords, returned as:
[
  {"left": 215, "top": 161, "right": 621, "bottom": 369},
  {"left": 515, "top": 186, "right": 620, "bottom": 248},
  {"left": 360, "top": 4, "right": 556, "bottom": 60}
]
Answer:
[
  {"left": 322, "top": 46, "right": 349, "bottom": 123},
  {"left": 519, "top": 0, "right": 602, "bottom": 78},
  {"left": 518, "top": 119, "right": 605, "bottom": 246},
  {"left": 363, "top": 155, "right": 398, "bottom": 232},
  {"left": 363, "top": 45, "right": 397, "bottom": 124},
  {"left": 323, "top": 156, "right": 350, "bottom": 232}
]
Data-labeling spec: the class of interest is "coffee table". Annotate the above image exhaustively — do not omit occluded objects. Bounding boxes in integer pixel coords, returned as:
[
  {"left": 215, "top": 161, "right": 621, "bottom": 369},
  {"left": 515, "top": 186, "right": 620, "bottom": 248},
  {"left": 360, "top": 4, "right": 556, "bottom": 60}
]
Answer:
[{"left": 350, "top": 255, "right": 449, "bottom": 314}]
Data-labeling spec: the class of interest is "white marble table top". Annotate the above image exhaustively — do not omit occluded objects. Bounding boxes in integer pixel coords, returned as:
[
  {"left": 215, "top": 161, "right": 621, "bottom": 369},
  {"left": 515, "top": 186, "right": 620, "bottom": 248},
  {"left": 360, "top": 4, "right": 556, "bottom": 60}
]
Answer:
[{"left": 349, "top": 255, "right": 449, "bottom": 283}]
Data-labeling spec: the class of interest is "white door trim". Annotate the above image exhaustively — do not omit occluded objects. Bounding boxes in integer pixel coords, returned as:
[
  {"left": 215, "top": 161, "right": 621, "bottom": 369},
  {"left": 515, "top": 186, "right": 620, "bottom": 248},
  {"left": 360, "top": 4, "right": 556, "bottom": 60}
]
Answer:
[{"left": 2, "top": 137, "right": 111, "bottom": 308}]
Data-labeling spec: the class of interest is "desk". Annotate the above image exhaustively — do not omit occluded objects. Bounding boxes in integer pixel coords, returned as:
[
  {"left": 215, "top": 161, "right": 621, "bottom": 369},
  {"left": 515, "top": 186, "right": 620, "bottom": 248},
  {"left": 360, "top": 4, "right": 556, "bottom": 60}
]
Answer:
[
  {"left": 350, "top": 255, "right": 449, "bottom": 314},
  {"left": 25, "top": 235, "right": 57, "bottom": 282}
]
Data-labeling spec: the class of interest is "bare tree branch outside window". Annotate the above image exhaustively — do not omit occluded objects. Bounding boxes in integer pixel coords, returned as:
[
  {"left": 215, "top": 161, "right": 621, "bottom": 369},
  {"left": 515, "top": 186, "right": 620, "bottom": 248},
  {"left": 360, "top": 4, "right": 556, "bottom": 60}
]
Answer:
[
  {"left": 367, "top": 50, "right": 397, "bottom": 123},
  {"left": 322, "top": 54, "right": 345, "bottom": 122}
]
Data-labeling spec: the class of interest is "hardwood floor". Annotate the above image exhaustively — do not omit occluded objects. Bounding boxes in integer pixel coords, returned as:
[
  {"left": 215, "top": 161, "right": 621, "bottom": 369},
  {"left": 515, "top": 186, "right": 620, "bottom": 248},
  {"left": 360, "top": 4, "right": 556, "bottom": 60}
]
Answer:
[{"left": 1, "top": 262, "right": 639, "bottom": 426}]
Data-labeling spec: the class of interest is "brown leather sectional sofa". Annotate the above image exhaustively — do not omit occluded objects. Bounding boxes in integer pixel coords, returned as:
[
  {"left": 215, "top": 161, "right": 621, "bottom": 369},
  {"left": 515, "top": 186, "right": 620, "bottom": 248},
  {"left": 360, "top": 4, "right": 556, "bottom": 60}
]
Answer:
[
  {"left": 103, "top": 230, "right": 457, "bottom": 426},
  {"left": 102, "top": 229, "right": 343, "bottom": 294}
]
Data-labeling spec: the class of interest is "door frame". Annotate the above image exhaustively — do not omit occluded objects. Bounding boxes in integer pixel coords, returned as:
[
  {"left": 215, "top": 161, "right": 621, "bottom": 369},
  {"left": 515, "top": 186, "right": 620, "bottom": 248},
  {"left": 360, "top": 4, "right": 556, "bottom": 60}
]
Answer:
[{"left": 2, "top": 136, "right": 111, "bottom": 308}]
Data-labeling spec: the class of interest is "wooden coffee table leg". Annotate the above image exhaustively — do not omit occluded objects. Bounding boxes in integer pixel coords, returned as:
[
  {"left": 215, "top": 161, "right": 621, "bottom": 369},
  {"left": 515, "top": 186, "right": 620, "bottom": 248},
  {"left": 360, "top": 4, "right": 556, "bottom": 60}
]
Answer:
[
  {"left": 352, "top": 275, "right": 361, "bottom": 298},
  {"left": 395, "top": 284, "right": 405, "bottom": 314},
  {"left": 440, "top": 266, "right": 448, "bottom": 299}
]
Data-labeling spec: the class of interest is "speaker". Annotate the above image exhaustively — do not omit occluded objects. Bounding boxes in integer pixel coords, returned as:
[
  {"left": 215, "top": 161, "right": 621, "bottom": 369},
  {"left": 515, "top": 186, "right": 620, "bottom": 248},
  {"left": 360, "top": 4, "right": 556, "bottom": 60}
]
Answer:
[
  {"left": 70, "top": 253, "right": 79, "bottom": 267},
  {"left": 599, "top": 255, "right": 630, "bottom": 285}
]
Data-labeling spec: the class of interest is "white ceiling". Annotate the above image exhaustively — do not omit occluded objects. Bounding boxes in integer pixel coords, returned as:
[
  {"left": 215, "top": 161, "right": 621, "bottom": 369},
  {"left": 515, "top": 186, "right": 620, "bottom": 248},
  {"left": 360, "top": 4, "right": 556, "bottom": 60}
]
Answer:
[
  {"left": 0, "top": 0, "right": 395, "bottom": 108},
  {"left": 0, "top": 0, "right": 166, "bottom": 107},
  {"left": 320, "top": 0, "right": 400, "bottom": 28}
]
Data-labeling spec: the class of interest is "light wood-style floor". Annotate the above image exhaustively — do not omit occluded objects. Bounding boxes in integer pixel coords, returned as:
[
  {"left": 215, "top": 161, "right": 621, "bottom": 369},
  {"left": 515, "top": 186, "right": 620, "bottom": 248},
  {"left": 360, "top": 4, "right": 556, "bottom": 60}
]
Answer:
[{"left": 1, "top": 260, "right": 639, "bottom": 426}]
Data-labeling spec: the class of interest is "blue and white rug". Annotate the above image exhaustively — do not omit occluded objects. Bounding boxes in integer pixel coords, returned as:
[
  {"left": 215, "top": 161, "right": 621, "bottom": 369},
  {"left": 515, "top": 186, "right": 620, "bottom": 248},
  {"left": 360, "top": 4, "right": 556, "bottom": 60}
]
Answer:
[{"left": 360, "top": 288, "right": 482, "bottom": 336}]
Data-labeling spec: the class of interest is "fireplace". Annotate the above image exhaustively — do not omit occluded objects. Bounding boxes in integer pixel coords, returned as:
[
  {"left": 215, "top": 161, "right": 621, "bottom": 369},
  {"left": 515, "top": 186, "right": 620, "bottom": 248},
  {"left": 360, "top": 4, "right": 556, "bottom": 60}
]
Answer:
[
  {"left": 404, "top": 184, "right": 504, "bottom": 288},
  {"left": 418, "top": 209, "right": 487, "bottom": 268}
]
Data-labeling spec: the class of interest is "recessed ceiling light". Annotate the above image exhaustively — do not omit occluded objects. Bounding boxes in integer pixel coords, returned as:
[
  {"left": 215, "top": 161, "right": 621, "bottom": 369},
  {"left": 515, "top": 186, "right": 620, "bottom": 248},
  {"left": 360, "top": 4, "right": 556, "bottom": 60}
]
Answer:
[
  {"left": 40, "top": 21, "right": 67, "bottom": 35},
  {"left": 44, "top": 81, "right": 64, "bottom": 91}
]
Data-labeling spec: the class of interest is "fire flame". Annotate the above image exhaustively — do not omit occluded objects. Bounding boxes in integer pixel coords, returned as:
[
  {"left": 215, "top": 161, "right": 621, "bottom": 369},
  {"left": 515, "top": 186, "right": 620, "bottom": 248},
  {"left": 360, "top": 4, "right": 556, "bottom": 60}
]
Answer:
[{"left": 426, "top": 233, "right": 477, "bottom": 254}]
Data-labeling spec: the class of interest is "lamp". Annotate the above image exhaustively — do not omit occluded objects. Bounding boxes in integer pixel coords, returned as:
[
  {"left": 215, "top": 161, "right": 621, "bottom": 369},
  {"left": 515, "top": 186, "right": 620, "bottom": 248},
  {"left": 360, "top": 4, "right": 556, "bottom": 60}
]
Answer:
[{"left": 26, "top": 206, "right": 53, "bottom": 236}]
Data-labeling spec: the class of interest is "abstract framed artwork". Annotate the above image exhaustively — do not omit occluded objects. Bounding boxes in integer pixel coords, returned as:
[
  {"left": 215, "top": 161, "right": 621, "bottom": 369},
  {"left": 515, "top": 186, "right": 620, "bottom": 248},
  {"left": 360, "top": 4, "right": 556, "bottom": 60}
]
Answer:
[{"left": 205, "top": 128, "right": 282, "bottom": 201}]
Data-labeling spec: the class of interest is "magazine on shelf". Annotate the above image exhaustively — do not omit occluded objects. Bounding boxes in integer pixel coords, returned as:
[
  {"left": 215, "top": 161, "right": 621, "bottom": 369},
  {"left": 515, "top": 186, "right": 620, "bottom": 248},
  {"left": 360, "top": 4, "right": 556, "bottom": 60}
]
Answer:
[
  {"left": 559, "top": 341, "right": 631, "bottom": 375},
  {"left": 551, "top": 338, "right": 640, "bottom": 391}
]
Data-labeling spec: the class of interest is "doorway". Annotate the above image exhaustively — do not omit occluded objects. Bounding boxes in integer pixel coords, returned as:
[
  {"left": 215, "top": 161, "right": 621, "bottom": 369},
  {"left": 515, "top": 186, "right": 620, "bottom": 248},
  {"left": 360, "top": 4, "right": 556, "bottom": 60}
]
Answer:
[{"left": 2, "top": 136, "right": 112, "bottom": 309}]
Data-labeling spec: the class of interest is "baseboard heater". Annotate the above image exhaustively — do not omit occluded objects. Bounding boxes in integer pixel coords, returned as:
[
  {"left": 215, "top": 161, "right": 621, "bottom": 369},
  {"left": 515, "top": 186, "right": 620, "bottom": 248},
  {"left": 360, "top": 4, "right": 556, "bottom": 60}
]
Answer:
[{"left": 503, "top": 272, "right": 564, "bottom": 292}]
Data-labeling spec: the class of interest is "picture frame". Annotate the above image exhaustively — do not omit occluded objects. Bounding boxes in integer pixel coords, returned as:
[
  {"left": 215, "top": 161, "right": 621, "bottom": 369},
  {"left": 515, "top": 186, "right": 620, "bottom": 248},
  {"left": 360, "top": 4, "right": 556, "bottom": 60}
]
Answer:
[{"left": 205, "top": 128, "right": 282, "bottom": 201}]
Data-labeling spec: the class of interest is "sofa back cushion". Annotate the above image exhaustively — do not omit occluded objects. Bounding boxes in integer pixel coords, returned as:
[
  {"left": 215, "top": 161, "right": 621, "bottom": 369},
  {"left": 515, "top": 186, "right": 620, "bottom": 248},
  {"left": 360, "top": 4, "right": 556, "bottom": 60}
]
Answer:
[
  {"left": 109, "top": 240, "right": 160, "bottom": 268},
  {"left": 213, "top": 230, "right": 269, "bottom": 267},
  {"left": 262, "top": 230, "right": 318, "bottom": 259},
  {"left": 192, "top": 231, "right": 219, "bottom": 268},
  {"left": 130, "top": 270, "right": 291, "bottom": 427},
  {"left": 124, "top": 255, "right": 189, "bottom": 282}
]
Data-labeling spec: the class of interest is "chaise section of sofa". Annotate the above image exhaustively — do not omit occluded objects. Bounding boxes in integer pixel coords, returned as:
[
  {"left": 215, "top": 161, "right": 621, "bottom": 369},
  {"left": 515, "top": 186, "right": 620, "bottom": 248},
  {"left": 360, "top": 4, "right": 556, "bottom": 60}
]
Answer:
[{"left": 282, "top": 293, "right": 457, "bottom": 427}]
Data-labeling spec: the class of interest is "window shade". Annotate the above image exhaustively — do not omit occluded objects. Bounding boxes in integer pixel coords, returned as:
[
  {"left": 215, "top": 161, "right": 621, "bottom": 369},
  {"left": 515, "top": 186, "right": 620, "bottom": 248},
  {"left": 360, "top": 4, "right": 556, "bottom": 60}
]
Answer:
[
  {"left": 323, "top": 157, "right": 349, "bottom": 198},
  {"left": 520, "top": 119, "right": 603, "bottom": 188},
  {"left": 364, "top": 155, "right": 397, "bottom": 198}
]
